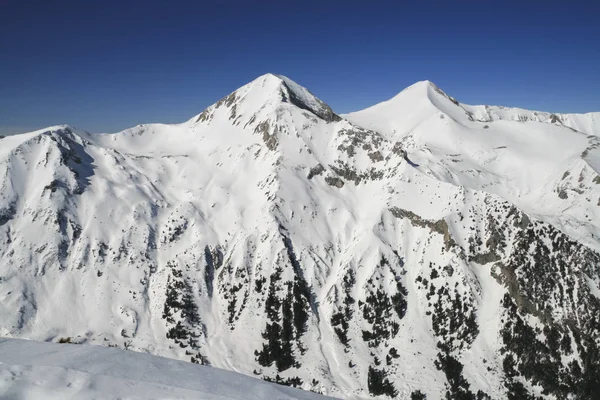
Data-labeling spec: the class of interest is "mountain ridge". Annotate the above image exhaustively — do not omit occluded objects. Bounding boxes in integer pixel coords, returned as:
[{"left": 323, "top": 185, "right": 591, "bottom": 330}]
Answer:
[
  {"left": 1, "top": 74, "right": 600, "bottom": 399},
  {"left": 345, "top": 78, "right": 600, "bottom": 137}
]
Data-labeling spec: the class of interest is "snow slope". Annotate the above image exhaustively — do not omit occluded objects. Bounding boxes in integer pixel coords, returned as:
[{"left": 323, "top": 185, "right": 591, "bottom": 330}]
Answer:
[
  {"left": 1, "top": 74, "right": 600, "bottom": 399},
  {"left": 345, "top": 81, "right": 600, "bottom": 249},
  {"left": 0, "top": 338, "right": 336, "bottom": 400}
]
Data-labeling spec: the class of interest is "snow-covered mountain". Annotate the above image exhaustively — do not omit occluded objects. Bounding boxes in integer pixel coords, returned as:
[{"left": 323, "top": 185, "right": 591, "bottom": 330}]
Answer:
[{"left": 1, "top": 73, "right": 599, "bottom": 399}]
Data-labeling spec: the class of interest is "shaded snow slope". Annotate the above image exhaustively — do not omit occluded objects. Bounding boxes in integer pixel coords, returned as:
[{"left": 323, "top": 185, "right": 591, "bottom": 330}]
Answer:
[
  {"left": 1, "top": 74, "right": 600, "bottom": 400},
  {"left": 0, "top": 338, "right": 337, "bottom": 400}
]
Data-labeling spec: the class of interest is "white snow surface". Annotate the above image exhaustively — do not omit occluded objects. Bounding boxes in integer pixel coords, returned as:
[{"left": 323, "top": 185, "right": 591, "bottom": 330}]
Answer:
[
  {"left": 345, "top": 80, "right": 600, "bottom": 249},
  {"left": 0, "top": 73, "right": 599, "bottom": 399},
  {"left": 0, "top": 338, "right": 336, "bottom": 400}
]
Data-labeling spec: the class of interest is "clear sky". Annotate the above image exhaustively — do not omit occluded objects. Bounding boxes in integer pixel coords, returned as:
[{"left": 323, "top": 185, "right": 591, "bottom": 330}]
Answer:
[{"left": 1, "top": 0, "right": 599, "bottom": 134}]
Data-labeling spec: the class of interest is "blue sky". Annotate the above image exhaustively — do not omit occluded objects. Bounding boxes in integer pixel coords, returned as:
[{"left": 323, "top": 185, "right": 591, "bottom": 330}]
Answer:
[{"left": 1, "top": 0, "right": 599, "bottom": 134}]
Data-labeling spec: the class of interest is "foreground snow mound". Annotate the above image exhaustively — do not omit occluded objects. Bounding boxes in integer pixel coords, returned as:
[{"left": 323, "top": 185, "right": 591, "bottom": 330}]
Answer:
[{"left": 0, "top": 338, "right": 336, "bottom": 400}]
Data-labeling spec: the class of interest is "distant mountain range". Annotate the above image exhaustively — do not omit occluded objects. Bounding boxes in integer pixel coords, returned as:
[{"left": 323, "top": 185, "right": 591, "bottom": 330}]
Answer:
[{"left": 1, "top": 73, "right": 599, "bottom": 399}]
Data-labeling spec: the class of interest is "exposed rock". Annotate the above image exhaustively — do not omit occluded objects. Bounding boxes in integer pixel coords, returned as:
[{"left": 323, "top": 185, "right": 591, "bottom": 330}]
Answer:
[
  {"left": 389, "top": 207, "right": 457, "bottom": 249},
  {"left": 281, "top": 81, "right": 341, "bottom": 123},
  {"left": 255, "top": 121, "right": 279, "bottom": 151},
  {"left": 325, "top": 176, "right": 344, "bottom": 188},
  {"left": 307, "top": 164, "right": 325, "bottom": 180}
]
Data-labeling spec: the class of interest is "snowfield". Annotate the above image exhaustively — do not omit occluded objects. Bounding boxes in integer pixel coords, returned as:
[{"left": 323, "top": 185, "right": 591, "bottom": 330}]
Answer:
[
  {"left": 0, "top": 338, "right": 337, "bottom": 400},
  {"left": 0, "top": 73, "right": 599, "bottom": 399}
]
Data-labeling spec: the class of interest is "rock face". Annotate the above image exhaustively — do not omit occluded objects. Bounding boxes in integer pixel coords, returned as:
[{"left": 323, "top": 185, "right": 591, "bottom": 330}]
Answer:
[{"left": 1, "top": 73, "right": 600, "bottom": 399}]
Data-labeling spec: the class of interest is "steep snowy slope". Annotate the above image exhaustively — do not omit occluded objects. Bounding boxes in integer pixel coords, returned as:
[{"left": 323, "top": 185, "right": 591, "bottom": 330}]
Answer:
[
  {"left": 345, "top": 81, "right": 600, "bottom": 249},
  {"left": 1, "top": 74, "right": 600, "bottom": 399},
  {"left": 0, "top": 338, "right": 337, "bottom": 399}
]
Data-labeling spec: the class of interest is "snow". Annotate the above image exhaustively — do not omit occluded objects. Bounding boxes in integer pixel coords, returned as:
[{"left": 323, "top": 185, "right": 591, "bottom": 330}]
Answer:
[
  {"left": 345, "top": 80, "right": 600, "bottom": 249},
  {"left": 0, "top": 338, "right": 336, "bottom": 400},
  {"left": 0, "top": 74, "right": 599, "bottom": 399}
]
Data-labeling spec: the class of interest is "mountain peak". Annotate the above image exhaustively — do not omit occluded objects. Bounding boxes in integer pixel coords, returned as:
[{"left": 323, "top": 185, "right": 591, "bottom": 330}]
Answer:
[
  {"left": 194, "top": 73, "right": 340, "bottom": 125},
  {"left": 4, "top": 73, "right": 600, "bottom": 400},
  {"left": 238, "top": 73, "right": 341, "bottom": 122},
  {"left": 405, "top": 79, "right": 437, "bottom": 89},
  {"left": 399, "top": 80, "right": 454, "bottom": 102}
]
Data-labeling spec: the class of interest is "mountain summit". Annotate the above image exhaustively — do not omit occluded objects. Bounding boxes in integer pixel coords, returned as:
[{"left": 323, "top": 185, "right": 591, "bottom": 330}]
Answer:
[
  {"left": 1, "top": 75, "right": 600, "bottom": 399},
  {"left": 193, "top": 74, "right": 340, "bottom": 127}
]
